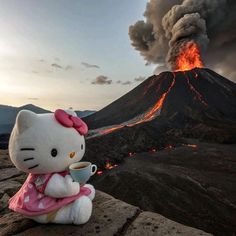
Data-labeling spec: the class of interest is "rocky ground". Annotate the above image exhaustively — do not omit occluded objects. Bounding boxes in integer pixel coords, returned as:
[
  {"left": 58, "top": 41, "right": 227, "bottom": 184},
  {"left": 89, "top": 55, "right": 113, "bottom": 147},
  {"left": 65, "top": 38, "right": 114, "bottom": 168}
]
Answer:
[
  {"left": 0, "top": 149, "right": 212, "bottom": 236},
  {"left": 91, "top": 141, "right": 236, "bottom": 236}
]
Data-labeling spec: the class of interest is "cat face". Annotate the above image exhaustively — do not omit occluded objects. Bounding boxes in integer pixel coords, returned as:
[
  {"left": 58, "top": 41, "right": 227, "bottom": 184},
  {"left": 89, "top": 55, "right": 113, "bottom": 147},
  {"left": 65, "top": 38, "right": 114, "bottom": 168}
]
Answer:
[{"left": 9, "top": 110, "right": 86, "bottom": 174}]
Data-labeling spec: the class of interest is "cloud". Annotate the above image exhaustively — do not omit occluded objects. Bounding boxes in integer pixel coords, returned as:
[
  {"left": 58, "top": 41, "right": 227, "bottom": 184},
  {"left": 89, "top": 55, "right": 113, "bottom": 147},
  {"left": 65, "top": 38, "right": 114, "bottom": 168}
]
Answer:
[
  {"left": 51, "top": 63, "right": 63, "bottom": 69},
  {"left": 134, "top": 76, "right": 146, "bottom": 82},
  {"left": 32, "top": 71, "right": 38, "bottom": 74},
  {"left": 122, "top": 81, "right": 132, "bottom": 85},
  {"left": 116, "top": 80, "right": 133, "bottom": 85},
  {"left": 81, "top": 62, "right": 100, "bottom": 69},
  {"left": 39, "top": 59, "right": 45, "bottom": 63},
  {"left": 54, "top": 57, "right": 60, "bottom": 62},
  {"left": 92, "top": 75, "right": 112, "bottom": 85},
  {"left": 65, "top": 65, "right": 73, "bottom": 70},
  {"left": 27, "top": 97, "right": 39, "bottom": 101}
]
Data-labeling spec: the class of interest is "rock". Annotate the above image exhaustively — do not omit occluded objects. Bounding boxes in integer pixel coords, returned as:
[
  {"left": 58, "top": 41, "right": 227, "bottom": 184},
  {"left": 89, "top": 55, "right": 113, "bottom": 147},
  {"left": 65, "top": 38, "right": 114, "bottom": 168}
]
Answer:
[
  {"left": 0, "top": 193, "right": 10, "bottom": 214},
  {"left": 126, "top": 211, "right": 211, "bottom": 236},
  {"left": 0, "top": 180, "right": 22, "bottom": 198},
  {"left": 0, "top": 150, "right": 12, "bottom": 169},
  {"left": 92, "top": 142, "right": 236, "bottom": 236},
  {"left": 0, "top": 168, "right": 22, "bottom": 182},
  {"left": 0, "top": 180, "right": 22, "bottom": 215},
  {"left": 12, "top": 191, "right": 139, "bottom": 236},
  {"left": 0, "top": 212, "right": 36, "bottom": 236},
  {"left": 0, "top": 191, "right": 212, "bottom": 236}
]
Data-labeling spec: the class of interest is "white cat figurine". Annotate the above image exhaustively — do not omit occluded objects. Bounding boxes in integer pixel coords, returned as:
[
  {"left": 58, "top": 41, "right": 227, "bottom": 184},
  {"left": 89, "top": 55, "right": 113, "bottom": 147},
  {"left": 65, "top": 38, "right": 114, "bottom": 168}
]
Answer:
[{"left": 8, "top": 109, "right": 95, "bottom": 224}]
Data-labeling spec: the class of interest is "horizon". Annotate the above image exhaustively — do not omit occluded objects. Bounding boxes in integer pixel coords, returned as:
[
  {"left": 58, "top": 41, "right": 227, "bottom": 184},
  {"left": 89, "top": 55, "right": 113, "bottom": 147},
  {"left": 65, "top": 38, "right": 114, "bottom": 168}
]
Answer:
[
  {"left": 0, "top": 102, "right": 96, "bottom": 112},
  {"left": 1, "top": 66, "right": 234, "bottom": 112}
]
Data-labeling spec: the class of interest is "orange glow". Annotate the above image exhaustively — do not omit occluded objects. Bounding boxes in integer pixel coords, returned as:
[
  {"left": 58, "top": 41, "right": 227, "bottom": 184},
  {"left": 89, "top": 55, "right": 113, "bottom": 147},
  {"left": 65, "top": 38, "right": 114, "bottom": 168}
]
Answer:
[
  {"left": 100, "top": 124, "right": 124, "bottom": 135},
  {"left": 175, "top": 42, "right": 203, "bottom": 72},
  {"left": 186, "top": 144, "right": 198, "bottom": 148},
  {"left": 105, "top": 161, "right": 118, "bottom": 170}
]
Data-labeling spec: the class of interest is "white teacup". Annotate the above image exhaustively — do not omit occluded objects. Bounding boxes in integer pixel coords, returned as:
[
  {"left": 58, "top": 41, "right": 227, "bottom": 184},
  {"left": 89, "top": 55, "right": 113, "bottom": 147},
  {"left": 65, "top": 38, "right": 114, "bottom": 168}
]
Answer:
[{"left": 69, "top": 162, "right": 97, "bottom": 185}]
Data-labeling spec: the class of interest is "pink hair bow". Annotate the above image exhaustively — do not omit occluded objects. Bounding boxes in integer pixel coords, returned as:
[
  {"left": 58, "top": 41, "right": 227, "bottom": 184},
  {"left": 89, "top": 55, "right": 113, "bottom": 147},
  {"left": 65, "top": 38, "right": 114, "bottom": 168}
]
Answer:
[{"left": 54, "top": 109, "right": 88, "bottom": 135}]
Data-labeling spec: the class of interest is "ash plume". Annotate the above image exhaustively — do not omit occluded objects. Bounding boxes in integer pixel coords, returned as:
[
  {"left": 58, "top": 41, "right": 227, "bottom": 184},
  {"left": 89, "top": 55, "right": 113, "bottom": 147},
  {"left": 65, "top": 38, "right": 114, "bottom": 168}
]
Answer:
[{"left": 129, "top": 0, "right": 236, "bottom": 80}]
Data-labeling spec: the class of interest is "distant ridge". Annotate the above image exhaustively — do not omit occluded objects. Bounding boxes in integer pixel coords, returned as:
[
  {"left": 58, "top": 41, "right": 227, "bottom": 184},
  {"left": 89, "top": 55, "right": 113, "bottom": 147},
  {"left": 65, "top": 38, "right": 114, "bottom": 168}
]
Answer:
[
  {"left": 0, "top": 104, "right": 50, "bottom": 134},
  {"left": 0, "top": 104, "right": 96, "bottom": 134}
]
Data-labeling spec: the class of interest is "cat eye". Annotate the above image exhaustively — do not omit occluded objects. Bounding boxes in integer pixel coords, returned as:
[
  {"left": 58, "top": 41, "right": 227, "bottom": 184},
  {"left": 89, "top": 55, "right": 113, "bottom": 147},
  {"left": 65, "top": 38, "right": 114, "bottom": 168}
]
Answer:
[
  {"left": 81, "top": 144, "right": 83, "bottom": 150},
  {"left": 51, "top": 148, "right": 58, "bottom": 157}
]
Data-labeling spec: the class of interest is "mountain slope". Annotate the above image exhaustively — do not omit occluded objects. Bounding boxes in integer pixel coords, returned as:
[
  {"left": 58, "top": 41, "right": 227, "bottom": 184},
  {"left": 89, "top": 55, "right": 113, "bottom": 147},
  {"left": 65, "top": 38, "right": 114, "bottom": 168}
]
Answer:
[{"left": 84, "top": 68, "right": 236, "bottom": 130}]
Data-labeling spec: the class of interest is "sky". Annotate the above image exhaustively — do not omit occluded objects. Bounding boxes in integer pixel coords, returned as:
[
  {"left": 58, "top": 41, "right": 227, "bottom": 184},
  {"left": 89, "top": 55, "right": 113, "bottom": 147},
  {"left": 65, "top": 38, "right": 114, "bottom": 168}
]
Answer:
[{"left": 0, "top": 0, "right": 155, "bottom": 111}]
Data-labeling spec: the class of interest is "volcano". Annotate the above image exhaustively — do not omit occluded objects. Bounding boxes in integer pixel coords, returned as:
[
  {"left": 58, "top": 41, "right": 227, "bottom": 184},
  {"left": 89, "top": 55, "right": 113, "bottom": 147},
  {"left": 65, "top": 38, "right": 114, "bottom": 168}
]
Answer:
[
  {"left": 84, "top": 68, "right": 236, "bottom": 135},
  {"left": 84, "top": 68, "right": 236, "bottom": 236}
]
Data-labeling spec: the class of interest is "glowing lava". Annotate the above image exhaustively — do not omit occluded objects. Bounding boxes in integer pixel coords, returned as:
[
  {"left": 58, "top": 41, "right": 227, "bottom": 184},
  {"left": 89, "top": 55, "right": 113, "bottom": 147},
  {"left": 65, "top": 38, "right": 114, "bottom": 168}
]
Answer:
[
  {"left": 184, "top": 144, "right": 198, "bottom": 148},
  {"left": 175, "top": 42, "right": 203, "bottom": 72},
  {"left": 98, "top": 74, "right": 176, "bottom": 135},
  {"left": 184, "top": 72, "right": 208, "bottom": 107},
  {"left": 100, "top": 124, "right": 124, "bottom": 135},
  {"left": 105, "top": 161, "right": 118, "bottom": 170}
]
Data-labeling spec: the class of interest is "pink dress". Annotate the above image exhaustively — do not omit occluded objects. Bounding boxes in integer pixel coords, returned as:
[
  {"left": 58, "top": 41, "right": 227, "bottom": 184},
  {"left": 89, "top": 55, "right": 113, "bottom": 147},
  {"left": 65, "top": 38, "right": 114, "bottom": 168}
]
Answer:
[{"left": 8, "top": 171, "right": 91, "bottom": 216}]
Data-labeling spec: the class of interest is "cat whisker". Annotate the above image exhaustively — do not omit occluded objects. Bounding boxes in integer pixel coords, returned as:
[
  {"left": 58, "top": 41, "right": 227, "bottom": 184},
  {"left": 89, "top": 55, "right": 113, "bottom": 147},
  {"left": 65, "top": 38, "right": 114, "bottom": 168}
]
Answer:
[
  {"left": 28, "top": 164, "right": 39, "bottom": 170},
  {"left": 24, "top": 157, "right": 34, "bottom": 162},
  {"left": 20, "top": 148, "right": 35, "bottom": 151}
]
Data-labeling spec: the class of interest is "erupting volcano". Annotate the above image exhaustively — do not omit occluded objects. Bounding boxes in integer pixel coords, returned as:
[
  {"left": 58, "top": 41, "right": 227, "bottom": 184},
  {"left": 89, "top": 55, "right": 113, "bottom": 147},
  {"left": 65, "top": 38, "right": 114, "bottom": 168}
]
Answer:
[
  {"left": 85, "top": 67, "right": 236, "bottom": 235},
  {"left": 175, "top": 42, "right": 204, "bottom": 72},
  {"left": 84, "top": 66, "right": 236, "bottom": 138},
  {"left": 84, "top": 67, "right": 236, "bottom": 236}
]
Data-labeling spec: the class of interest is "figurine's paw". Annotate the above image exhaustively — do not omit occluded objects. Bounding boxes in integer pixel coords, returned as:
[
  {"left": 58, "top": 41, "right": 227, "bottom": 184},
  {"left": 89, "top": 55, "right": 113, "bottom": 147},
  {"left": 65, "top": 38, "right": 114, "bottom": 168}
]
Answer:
[
  {"left": 71, "top": 196, "right": 92, "bottom": 225},
  {"left": 84, "top": 184, "right": 95, "bottom": 201},
  {"left": 65, "top": 175, "right": 80, "bottom": 195}
]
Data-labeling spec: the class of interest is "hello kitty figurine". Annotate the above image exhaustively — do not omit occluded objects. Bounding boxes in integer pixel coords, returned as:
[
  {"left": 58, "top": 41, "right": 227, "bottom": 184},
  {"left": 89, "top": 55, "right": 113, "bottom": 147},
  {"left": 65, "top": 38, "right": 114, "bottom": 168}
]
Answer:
[{"left": 8, "top": 109, "right": 95, "bottom": 224}]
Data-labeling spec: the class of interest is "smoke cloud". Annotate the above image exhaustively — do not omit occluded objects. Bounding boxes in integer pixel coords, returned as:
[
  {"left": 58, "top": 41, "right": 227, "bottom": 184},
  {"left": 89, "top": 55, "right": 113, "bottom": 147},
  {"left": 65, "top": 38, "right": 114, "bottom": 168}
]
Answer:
[{"left": 129, "top": 0, "right": 236, "bottom": 81}]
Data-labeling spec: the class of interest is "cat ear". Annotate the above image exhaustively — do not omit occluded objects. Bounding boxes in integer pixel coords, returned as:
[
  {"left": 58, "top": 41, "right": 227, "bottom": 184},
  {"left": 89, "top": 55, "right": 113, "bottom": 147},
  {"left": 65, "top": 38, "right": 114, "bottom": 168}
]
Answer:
[{"left": 16, "top": 110, "right": 37, "bottom": 134}]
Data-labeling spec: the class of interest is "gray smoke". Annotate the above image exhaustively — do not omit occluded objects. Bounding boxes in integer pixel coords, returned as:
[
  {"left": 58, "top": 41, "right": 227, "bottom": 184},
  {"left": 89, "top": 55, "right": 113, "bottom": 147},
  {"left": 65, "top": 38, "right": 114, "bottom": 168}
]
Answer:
[{"left": 129, "top": 0, "right": 236, "bottom": 81}]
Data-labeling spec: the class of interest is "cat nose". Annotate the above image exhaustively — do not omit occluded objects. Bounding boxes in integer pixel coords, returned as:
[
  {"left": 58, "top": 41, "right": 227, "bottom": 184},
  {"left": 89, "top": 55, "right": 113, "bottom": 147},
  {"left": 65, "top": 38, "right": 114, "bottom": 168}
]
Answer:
[{"left": 69, "top": 152, "right": 76, "bottom": 158}]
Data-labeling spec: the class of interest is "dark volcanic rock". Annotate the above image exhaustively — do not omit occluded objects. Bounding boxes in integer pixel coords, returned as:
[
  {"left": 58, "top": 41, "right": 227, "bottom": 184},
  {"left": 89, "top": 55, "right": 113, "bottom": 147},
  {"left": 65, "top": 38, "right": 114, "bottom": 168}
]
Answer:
[
  {"left": 84, "top": 120, "right": 172, "bottom": 168},
  {"left": 84, "top": 118, "right": 236, "bottom": 170},
  {"left": 91, "top": 142, "right": 236, "bottom": 236}
]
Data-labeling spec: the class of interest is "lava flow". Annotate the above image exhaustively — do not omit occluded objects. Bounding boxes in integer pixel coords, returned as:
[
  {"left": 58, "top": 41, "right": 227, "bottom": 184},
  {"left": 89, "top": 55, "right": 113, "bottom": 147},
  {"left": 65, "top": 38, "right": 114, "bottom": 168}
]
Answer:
[
  {"left": 175, "top": 42, "right": 203, "bottom": 72},
  {"left": 98, "top": 74, "right": 176, "bottom": 135}
]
